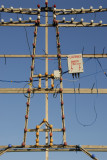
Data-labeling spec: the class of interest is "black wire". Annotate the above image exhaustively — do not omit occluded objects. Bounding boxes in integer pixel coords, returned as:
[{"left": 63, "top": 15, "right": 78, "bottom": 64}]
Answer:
[
  {"left": 73, "top": 81, "right": 97, "bottom": 127},
  {"left": 4, "top": 54, "right": 7, "bottom": 65},
  {"left": 96, "top": 58, "right": 107, "bottom": 77},
  {"left": 103, "top": 47, "right": 105, "bottom": 54},
  {"left": 62, "top": 70, "right": 69, "bottom": 75},
  {"left": 53, "top": 83, "right": 60, "bottom": 98},
  {"left": 24, "top": 26, "right": 32, "bottom": 55},
  {"left": 21, "top": 14, "right": 32, "bottom": 56},
  {"left": 0, "top": 67, "right": 107, "bottom": 84},
  {"left": 42, "top": 49, "right": 46, "bottom": 54},
  {"left": 96, "top": 58, "right": 104, "bottom": 72},
  {"left": 74, "top": 14, "right": 77, "bottom": 21},
  {"left": 82, "top": 46, "right": 84, "bottom": 55}
]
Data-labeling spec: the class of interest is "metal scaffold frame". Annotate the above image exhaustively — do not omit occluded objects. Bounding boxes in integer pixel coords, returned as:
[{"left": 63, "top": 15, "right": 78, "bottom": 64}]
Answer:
[{"left": 0, "top": 1, "right": 107, "bottom": 160}]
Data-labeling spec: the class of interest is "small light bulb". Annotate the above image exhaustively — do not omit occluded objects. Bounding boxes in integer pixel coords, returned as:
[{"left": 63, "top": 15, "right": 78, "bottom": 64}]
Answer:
[
  {"left": 63, "top": 17, "right": 65, "bottom": 21},
  {"left": 37, "top": 15, "right": 40, "bottom": 20},
  {"left": 53, "top": 8, "right": 56, "bottom": 12},
  {"left": 29, "top": 17, "right": 32, "bottom": 21},
  {"left": 19, "top": 18, "right": 22, "bottom": 22},
  {"left": 99, "top": 20, "right": 102, "bottom": 25},
  {"left": 1, "top": 19, "right": 4, "bottom": 23},
  {"left": 81, "top": 7, "right": 84, "bottom": 11},
  {"left": 10, "top": 6, "right": 13, "bottom": 11},
  {"left": 99, "top": 6, "right": 102, "bottom": 10},
  {"left": 29, "top": 8, "right": 32, "bottom": 12},
  {"left": 81, "top": 18, "right": 84, "bottom": 23},
  {"left": 90, "top": 20, "right": 94, "bottom": 24},
  {"left": 71, "top": 17, "right": 74, "bottom": 22},
  {"left": 54, "top": 4, "right": 56, "bottom": 8},
  {"left": 19, "top": 7, "right": 22, "bottom": 12},
  {"left": 71, "top": 8, "right": 74, "bottom": 12},
  {"left": 10, "top": 18, "right": 13, "bottom": 22},
  {"left": 38, "top": 8, "right": 40, "bottom": 12},
  {"left": 1, "top": 5, "right": 4, "bottom": 10},
  {"left": 63, "top": 9, "right": 65, "bottom": 13},
  {"left": 53, "top": 14, "right": 56, "bottom": 19},
  {"left": 90, "top": 6, "right": 93, "bottom": 11}
]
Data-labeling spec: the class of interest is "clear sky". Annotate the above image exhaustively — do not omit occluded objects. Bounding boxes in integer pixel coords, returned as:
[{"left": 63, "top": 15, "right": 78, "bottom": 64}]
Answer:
[{"left": 0, "top": 0, "right": 107, "bottom": 160}]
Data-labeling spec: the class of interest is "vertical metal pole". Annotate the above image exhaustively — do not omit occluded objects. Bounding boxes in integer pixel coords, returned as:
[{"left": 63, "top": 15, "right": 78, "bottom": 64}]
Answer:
[{"left": 45, "top": 0, "right": 48, "bottom": 160}]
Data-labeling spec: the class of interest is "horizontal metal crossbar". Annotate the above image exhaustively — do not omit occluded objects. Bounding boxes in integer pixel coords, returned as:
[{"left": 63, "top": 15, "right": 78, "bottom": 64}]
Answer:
[
  {"left": 27, "top": 128, "right": 62, "bottom": 132},
  {"left": 0, "top": 8, "right": 107, "bottom": 15},
  {"left": 0, "top": 145, "right": 107, "bottom": 152},
  {"left": 0, "top": 54, "right": 107, "bottom": 58},
  {"left": 0, "top": 23, "right": 107, "bottom": 27},
  {"left": 0, "top": 88, "right": 107, "bottom": 94}
]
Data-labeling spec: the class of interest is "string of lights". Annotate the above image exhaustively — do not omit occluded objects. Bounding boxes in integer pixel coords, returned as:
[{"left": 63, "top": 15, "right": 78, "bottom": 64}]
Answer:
[
  {"left": 0, "top": 5, "right": 106, "bottom": 15},
  {"left": 0, "top": 68, "right": 106, "bottom": 84}
]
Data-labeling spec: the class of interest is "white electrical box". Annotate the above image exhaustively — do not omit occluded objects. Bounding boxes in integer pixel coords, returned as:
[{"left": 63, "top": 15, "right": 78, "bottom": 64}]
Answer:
[
  {"left": 67, "top": 54, "right": 83, "bottom": 73},
  {"left": 54, "top": 70, "right": 60, "bottom": 79}
]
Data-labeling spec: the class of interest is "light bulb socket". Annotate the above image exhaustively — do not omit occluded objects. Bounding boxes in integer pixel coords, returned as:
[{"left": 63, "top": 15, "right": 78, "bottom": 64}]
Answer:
[
  {"left": 71, "top": 8, "right": 74, "bottom": 12},
  {"left": 90, "top": 6, "right": 93, "bottom": 11},
  {"left": 19, "top": 7, "right": 22, "bottom": 12},
  {"left": 29, "top": 17, "right": 32, "bottom": 22},
  {"left": 10, "top": 18, "right": 13, "bottom": 23},
  {"left": 1, "top": 5, "right": 4, "bottom": 10},
  {"left": 19, "top": 18, "right": 22, "bottom": 22},
  {"left": 71, "top": 18, "right": 74, "bottom": 23},
  {"left": 10, "top": 7, "right": 13, "bottom": 11}
]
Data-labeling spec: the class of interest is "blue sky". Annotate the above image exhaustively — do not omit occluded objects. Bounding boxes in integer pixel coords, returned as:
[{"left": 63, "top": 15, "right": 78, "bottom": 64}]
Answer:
[{"left": 0, "top": 0, "right": 107, "bottom": 160}]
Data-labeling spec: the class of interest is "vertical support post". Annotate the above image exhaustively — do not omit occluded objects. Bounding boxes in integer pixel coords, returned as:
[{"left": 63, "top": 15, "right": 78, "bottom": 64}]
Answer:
[{"left": 45, "top": 0, "right": 49, "bottom": 160}]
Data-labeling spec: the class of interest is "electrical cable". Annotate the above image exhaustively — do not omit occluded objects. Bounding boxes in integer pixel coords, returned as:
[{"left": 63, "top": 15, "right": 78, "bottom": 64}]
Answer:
[
  {"left": 53, "top": 83, "right": 60, "bottom": 98},
  {"left": 95, "top": 58, "right": 98, "bottom": 95},
  {"left": 21, "top": 14, "right": 32, "bottom": 55},
  {"left": 82, "top": 46, "right": 84, "bottom": 55},
  {"left": 0, "top": 77, "right": 45, "bottom": 84},
  {"left": 80, "top": 68, "right": 107, "bottom": 79},
  {"left": 103, "top": 47, "right": 105, "bottom": 54},
  {"left": 96, "top": 58, "right": 107, "bottom": 77},
  {"left": 0, "top": 68, "right": 107, "bottom": 84},
  {"left": 4, "top": 54, "right": 7, "bottom": 65},
  {"left": 62, "top": 70, "right": 69, "bottom": 75},
  {"left": 17, "top": 13, "right": 32, "bottom": 55},
  {"left": 73, "top": 81, "right": 98, "bottom": 127},
  {"left": 96, "top": 58, "right": 104, "bottom": 72}
]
